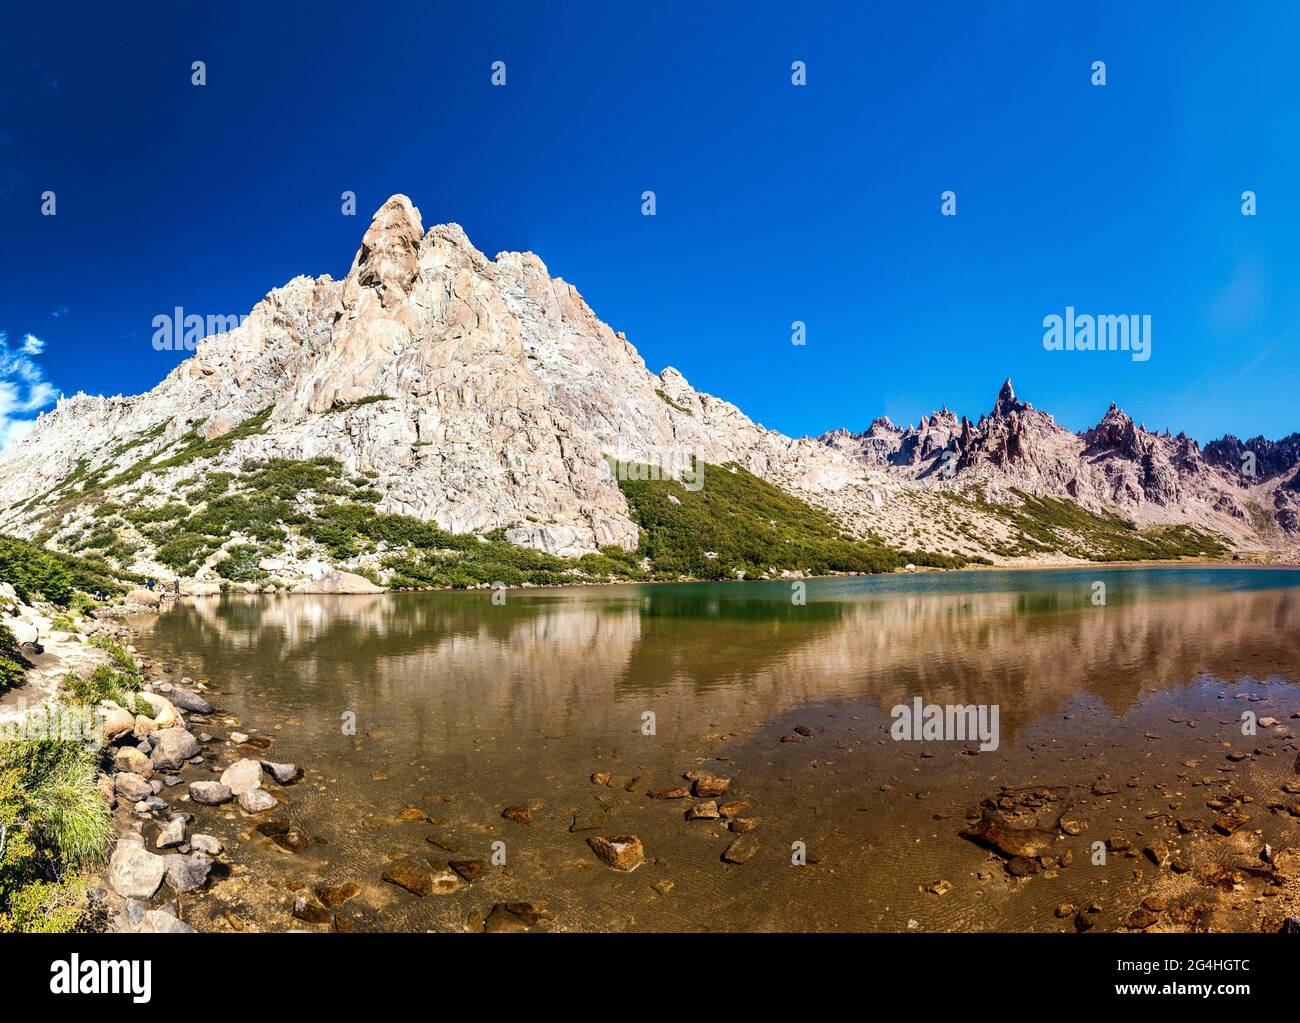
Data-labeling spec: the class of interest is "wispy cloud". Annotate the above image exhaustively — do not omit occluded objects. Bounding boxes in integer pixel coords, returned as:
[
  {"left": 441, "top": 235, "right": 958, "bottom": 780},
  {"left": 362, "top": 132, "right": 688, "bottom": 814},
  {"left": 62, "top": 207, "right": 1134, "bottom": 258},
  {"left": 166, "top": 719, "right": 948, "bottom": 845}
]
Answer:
[
  {"left": 51, "top": 306, "right": 68, "bottom": 319},
  {"left": 0, "top": 330, "right": 59, "bottom": 451}
]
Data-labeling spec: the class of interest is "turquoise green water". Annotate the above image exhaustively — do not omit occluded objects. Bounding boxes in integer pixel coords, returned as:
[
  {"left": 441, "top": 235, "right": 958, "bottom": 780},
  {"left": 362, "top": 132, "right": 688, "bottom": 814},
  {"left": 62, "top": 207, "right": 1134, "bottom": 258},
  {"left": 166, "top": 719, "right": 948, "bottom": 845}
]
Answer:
[{"left": 133, "top": 565, "right": 1300, "bottom": 931}]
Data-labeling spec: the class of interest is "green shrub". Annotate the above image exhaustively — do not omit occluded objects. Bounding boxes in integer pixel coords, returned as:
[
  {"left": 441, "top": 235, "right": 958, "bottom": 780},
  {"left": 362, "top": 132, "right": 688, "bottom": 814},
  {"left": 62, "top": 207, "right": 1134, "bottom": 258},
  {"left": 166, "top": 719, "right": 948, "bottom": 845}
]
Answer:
[
  {"left": 0, "top": 739, "right": 111, "bottom": 932},
  {"left": 0, "top": 625, "right": 29, "bottom": 693},
  {"left": 214, "top": 544, "right": 268, "bottom": 582},
  {"left": 0, "top": 535, "right": 73, "bottom": 605},
  {"left": 323, "top": 395, "right": 395, "bottom": 414},
  {"left": 958, "top": 490, "right": 1230, "bottom": 562}
]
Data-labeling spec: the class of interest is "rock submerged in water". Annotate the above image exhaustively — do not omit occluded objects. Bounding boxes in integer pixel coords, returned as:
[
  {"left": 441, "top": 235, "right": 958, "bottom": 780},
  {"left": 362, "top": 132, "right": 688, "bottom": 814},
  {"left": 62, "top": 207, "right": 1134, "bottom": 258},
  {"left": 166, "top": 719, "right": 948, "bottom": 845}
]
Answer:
[
  {"left": 501, "top": 805, "right": 532, "bottom": 824},
  {"left": 587, "top": 835, "right": 645, "bottom": 872},
  {"left": 688, "top": 772, "right": 732, "bottom": 798},
  {"left": 449, "top": 859, "right": 484, "bottom": 882},
  {"left": 155, "top": 817, "right": 186, "bottom": 849},
  {"left": 1145, "top": 840, "right": 1171, "bottom": 867},
  {"left": 962, "top": 810, "right": 1057, "bottom": 859},
  {"left": 238, "top": 788, "right": 277, "bottom": 813},
  {"left": 316, "top": 882, "right": 361, "bottom": 908},
  {"left": 189, "top": 781, "right": 232, "bottom": 805},
  {"left": 164, "top": 853, "right": 213, "bottom": 894},
  {"left": 293, "top": 894, "right": 332, "bottom": 924},
  {"left": 722, "top": 834, "right": 760, "bottom": 864},
  {"left": 379, "top": 857, "right": 431, "bottom": 894},
  {"left": 190, "top": 834, "right": 222, "bottom": 856},
  {"left": 485, "top": 902, "right": 546, "bottom": 932},
  {"left": 168, "top": 687, "right": 214, "bottom": 714},
  {"left": 382, "top": 861, "right": 462, "bottom": 896},
  {"left": 647, "top": 786, "right": 690, "bottom": 800}
]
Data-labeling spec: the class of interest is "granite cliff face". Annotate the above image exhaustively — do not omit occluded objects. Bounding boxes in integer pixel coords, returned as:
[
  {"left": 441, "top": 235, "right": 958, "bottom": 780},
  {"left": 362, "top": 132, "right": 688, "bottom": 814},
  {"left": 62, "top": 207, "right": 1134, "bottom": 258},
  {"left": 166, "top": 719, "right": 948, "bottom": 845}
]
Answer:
[{"left": 0, "top": 197, "right": 1293, "bottom": 585}]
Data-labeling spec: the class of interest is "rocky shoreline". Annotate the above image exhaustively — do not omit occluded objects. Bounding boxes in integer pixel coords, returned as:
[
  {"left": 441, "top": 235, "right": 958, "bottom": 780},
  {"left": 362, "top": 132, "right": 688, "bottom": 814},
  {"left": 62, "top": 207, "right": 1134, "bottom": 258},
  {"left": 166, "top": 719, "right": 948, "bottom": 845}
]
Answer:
[
  {"left": 33, "top": 584, "right": 1300, "bottom": 935},
  {"left": 87, "top": 617, "right": 304, "bottom": 932}
]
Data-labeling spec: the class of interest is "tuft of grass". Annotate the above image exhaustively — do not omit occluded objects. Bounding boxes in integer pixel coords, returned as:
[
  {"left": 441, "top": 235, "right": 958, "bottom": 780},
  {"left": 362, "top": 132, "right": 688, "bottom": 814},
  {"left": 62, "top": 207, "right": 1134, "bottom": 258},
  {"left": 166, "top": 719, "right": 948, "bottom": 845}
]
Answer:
[
  {"left": 88, "top": 635, "right": 138, "bottom": 676},
  {"left": 0, "top": 738, "right": 112, "bottom": 932},
  {"left": 63, "top": 665, "right": 140, "bottom": 707},
  {"left": 25, "top": 751, "right": 114, "bottom": 866}
]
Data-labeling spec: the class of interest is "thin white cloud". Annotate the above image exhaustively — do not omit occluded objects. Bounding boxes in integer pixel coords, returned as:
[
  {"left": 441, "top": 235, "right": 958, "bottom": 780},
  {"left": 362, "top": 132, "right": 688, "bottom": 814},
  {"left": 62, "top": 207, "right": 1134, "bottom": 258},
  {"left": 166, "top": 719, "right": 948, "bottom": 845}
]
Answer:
[
  {"left": 51, "top": 306, "right": 68, "bottom": 319},
  {"left": 0, "top": 330, "right": 59, "bottom": 452}
]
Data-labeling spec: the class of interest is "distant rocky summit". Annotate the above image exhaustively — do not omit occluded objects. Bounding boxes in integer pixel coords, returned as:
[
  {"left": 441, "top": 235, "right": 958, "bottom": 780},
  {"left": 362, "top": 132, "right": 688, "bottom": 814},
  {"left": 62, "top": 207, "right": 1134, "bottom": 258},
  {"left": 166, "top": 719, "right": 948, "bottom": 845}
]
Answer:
[
  {"left": 820, "top": 377, "right": 1300, "bottom": 560},
  {"left": 0, "top": 197, "right": 1294, "bottom": 590}
]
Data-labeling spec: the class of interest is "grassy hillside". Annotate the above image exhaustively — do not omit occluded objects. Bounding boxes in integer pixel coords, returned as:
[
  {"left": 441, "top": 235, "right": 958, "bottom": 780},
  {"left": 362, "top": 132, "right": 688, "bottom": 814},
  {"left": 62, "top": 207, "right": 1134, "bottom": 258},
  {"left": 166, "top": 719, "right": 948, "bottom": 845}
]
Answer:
[
  {"left": 955, "top": 489, "right": 1229, "bottom": 561},
  {"left": 19, "top": 431, "right": 959, "bottom": 588},
  {"left": 617, "top": 461, "right": 965, "bottom": 580}
]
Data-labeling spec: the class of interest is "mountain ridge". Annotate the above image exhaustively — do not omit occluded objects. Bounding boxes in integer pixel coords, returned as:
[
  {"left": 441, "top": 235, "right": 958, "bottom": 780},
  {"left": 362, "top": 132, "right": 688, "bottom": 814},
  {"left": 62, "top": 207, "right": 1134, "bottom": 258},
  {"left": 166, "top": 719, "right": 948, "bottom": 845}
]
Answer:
[{"left": 0, "top": 195, "right": 1295, "bottom": 589}]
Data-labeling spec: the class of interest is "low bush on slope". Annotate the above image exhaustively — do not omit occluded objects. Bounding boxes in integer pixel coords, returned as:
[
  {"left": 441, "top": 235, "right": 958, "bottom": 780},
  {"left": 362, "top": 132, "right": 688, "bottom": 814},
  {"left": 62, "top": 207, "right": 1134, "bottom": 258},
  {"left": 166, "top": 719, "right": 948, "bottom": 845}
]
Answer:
[
  {"left": 0, "top": 534, "right": 133, "bottom": 603},
  {"left": 0, "top": 625, "right": 28, "bottom": 693}
]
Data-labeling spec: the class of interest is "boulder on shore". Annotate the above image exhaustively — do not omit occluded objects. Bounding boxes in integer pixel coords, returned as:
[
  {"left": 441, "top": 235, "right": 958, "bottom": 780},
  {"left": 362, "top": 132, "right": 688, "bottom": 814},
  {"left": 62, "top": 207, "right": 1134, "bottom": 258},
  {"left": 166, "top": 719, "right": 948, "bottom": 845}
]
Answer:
[
  {"left": 149, "top": 727, "right": 201, "bottom": 771},
  {"left": 291, "top": 570, "right": 385, "bottom": 595},
  {"left": 108, "top": 839, "right": 166, "bottom": 900}
]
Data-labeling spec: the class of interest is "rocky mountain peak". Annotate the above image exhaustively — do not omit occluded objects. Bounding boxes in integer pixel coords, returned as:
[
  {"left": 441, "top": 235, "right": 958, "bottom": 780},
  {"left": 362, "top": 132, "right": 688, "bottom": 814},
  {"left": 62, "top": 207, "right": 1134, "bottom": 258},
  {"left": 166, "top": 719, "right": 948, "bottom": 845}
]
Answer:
[
  {"left": 349, "top": 195, "right": 424, "bottom": 309},
  {"left": 991, "top": 377, "right": 1028, "bottom": 418}
]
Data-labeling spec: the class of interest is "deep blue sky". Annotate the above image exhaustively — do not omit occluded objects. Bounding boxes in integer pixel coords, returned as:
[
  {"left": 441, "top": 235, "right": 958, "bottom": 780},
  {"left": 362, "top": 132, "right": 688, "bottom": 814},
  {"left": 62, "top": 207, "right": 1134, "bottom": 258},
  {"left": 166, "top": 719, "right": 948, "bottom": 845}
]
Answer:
[{"left": 2, "top": 1, "right": 1298, "bottom": 449}]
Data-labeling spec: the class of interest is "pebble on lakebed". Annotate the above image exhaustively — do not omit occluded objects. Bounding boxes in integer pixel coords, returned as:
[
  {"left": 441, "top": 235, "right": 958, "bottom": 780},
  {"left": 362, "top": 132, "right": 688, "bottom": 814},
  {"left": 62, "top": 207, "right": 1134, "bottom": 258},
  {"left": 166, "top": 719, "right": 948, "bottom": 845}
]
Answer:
[{"left": 587, "top": 835, "right": 645, "bottom": 871}]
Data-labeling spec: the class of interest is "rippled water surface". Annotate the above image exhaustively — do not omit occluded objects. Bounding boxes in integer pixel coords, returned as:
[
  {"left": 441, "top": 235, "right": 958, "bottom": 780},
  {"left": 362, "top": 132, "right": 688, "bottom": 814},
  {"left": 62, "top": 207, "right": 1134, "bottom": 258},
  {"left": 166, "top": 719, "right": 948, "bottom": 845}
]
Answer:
[{"left": 132, "top": 566, "right": 1300, "bottom": 932}]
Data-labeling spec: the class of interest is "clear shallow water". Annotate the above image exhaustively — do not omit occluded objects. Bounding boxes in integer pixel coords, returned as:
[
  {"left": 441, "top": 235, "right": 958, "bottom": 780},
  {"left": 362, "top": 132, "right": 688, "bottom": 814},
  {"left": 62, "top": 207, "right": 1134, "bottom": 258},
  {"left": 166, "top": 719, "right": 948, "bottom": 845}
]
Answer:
[{"left": 132, "top": 566, "right": 1300, "bottom": 932}]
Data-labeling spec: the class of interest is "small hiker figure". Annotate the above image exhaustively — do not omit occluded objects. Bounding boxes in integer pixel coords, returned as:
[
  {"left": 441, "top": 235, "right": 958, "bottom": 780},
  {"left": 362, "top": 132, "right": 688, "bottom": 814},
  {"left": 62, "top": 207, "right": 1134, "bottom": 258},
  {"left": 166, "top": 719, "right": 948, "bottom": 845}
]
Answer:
[
  {"left": 173, "top": 578, "right": 181, "bottom": 596},
  {"left": 146, "top": 577, "right": 156, "bottom": 591}
]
